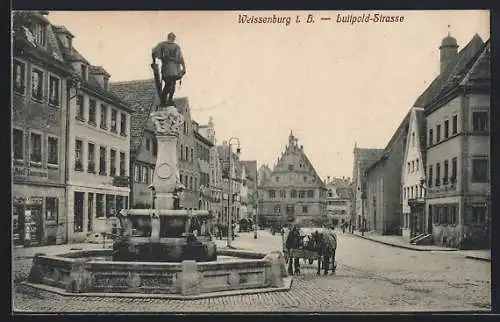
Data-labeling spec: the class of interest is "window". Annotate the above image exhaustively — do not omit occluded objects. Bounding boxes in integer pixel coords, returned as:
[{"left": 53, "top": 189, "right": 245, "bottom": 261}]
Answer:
[
  {"left": 286, "top": 205, "right": 294, "bottom": 214},
  {"left": 120, "top": 113, "right": 127, "bottom": 136},
  {"left": 119, "top": 152, "right": 126, "bottom": 176},
  {"left": 299, "top": 190, "right": 305, "bottom": 198},
  {"left": 76, "top": 95, "right": 84, "bottom": 120},
  {"left": 275, "top": 176, "right": 280, "bottom": 182},
  {"left": 96, "top": 194, "right": 105, "bottom": 218},
  {"left": 13, "top": 129, "right": 23, "bottom": 160},
  {"left": 47, "top": 137, "right": 58, "bottom": 165},
  {"left": 274, "top": 205, "right": 281, "bottom": 213},
  {"left": 33, "top": 24, "right": 46, "bottom": 46},
  {"left": 180, "top": 144, "right": 184, "bottom": 160},
  {"left": 451, "top": 157, "right": 457, "bottom": 182},
  {"left": 428, "top": 129, "right": 433, "bottom": 146},
  {"left": 45, "top": 197, "right": 58, "bottom": 221},
  {"left": 150, "top": 167, "right": 154, "bottom": 184},
  {"left": 190, "top": 148, "right": 194, "bottom": 162},
  {"left": 146, "top": 138, "right": 151, "bottom": 151},
  {"left": 31, "top": 68, "right": 44, "bottom": 101},
  {"left": 472, "top": 111, "right": 488, "bottom": 132},
  {"left": 452, "top": 115, "right": 458, "bottom": 134},
  {"left": 75, "top": 139, "right": 83, "bottom": 171},
  {"left": 407, "top": 162, "right": 410, "bottom": 173},
  {"left": 403, "top": 187, "right": 406, "bottom": 200},
  {"left": 87, "top": 143, "right": 96, "bottom": 173},
  {"left": 435, "top": 163, "right": 441, "bottom": 186},
  {"left": 189, "top": 177, "right": 193, "bottom": 190},
  {"left": 74, "top": 192, "right": 84, "bottom": 232},
  {"left": 185, "top": 147, "right": 189, "bottom": 162},
  {"left": 303, "top": 176, "right": 307, "bottom": 182},
  {"left": 444, "top": 120, "right": 449, "bottom": 139},
  {"left": 110, "top": 149, "right": 116, "bottom": 175},
  {"left": 88, "top": 99, "right": 97, "bottom": 125},
  {"left": 288, "top": 164, "right": 294, "bottom": 171},
  {"left": 81, "top": 64, "right": 88, "bottom": 81},
  {"left": 268, "top": 190, "right": 276, "bottom": 198},
  {"left": 416, "top": 159, "right": 419, "bottom": 171},
  {"left": 471, "top": 157, "right": 488, "bottom": 183},
  {"left": 307, "top": 190, "right": 314, "bottom": 198},
  {"left": 472, "top": 206, "right": 487, "bottom": 224},
  {"left": 436, "top": 125, "right": 441, "bottom": 143},
  {"left": 428, "top": 165, "right": 433, "bottom": 187},
  {"left": 279, "top": 190, "right": 286, "bottom": 198},
  {"left": 142, "top": 166, "right": 148, "bottom": 183},
  {"left": 99, "top": 147, "right": 106, "bottom": 175},
  {"left": 443, "top": 160, "right": 449, "bottom": 184},
  {"left": 152, "top": 139, "right": 157, "bottom": 156},
  {"left": 48, "top": 76, "right": 60, "bottom": 106},
  {"left": 411, "top": 132, "right": 415, "bottom": 146},
  {"left": 13, "top": 60, "right": 26, "bottom": 94},
  {"left": 111, "top": 109, "right": 117, "bottom": 133},
  {"left": 100, "top": 104, "right": 108, "bottom": 129},
  {"left": 291, "top": 190, "right": 297, "bottom": 198},
  {"left": 134, "top": 165, "right": 140, "bottom": 182},
  {"left": 302, "top": 205, "right": 308, "bottom": 213},
  {"left": 410, "top": 187, "right": 413, "bottom": 199},
  {"left": 30, "top": 133, "right": 42, "bottom": 163}
]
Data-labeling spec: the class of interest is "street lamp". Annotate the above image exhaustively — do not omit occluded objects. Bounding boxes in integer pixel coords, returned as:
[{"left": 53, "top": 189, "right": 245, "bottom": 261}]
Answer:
[
  {"left": 227, "top": 137, "right": 241, "bottom": 248},
  {"left": 254, "top": 189, "right": 258, "bottom": 239}
]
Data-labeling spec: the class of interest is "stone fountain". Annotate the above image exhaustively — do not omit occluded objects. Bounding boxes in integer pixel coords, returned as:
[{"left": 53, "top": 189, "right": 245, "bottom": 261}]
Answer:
[{"left": 23, "top": 102, "right": 291, "bottom": 298}]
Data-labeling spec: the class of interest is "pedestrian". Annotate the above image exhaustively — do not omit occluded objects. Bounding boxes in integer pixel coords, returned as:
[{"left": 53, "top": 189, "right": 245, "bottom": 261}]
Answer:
[{"left": 342, "top": 222, "right": 346, "bottom": 234}]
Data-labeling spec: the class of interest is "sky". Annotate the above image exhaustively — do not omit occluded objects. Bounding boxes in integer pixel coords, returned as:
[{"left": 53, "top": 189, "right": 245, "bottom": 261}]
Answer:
[{"left": 46, "top": 10, "right": 490, "bottom": 181}]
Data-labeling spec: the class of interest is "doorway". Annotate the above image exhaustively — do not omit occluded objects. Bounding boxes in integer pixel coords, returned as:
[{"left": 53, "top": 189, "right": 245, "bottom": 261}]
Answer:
[{"left": 427, "top": 205, "right": 433, "bottom": 234}]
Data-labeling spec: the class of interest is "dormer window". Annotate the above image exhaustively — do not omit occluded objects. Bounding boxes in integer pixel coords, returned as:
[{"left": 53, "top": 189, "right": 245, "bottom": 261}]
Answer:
[
  {"left": 81, "top": 64, "right": 88, "bottom": 81},
  {"left": 33, "top": 24, "right": 46, "bottom": 47}
]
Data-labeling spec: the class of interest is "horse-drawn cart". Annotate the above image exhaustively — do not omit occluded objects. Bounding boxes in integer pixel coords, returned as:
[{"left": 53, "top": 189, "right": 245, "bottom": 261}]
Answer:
[{"left": 282, "top": 242, "right": 320, "bottom": 264}]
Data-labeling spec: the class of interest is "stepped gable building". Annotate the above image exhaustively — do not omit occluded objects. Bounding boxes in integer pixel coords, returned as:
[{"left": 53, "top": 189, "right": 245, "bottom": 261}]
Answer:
[
  {"left": 12, "top": 11, "right": 74, "bottom": 246},
  {"left": 419, "top": 34, "right": 490, "bottom": 248},
  {"left": 257, "top": 164, "right": 272, "bottom": 187},
  {"left": 351, "top": 145, "right": 384, "bottom": 229},
  {"left": 258, "top": 131, "right": 327, "bottom": 226},
  {"left": 110, "top": 79, "right": 203, "bottom": 211}
]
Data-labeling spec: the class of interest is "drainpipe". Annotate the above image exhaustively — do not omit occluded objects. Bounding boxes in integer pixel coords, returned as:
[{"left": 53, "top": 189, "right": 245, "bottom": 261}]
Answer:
[{"left": 65, "top": 80, "right": 72, "bottom": 245}]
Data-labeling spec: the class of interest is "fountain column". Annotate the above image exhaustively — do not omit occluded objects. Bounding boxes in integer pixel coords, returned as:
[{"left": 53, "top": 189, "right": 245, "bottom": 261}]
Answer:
[{"left": 149, "top": 105, "right": 185, "bottom": 240}]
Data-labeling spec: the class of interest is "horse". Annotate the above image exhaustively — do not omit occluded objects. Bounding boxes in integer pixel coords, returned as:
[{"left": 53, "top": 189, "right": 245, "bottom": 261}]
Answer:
[
  {"left": 285, "top": 226, "right": 303, "bottom": 275},
  {"left": 311, "top": 229, "right": 337, "bottom": 276}
]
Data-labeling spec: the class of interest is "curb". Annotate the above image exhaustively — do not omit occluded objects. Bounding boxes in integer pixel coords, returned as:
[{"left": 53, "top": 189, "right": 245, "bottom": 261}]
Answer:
[
  {"left": 465, "top": 256, "right": 491, "bottom": 262},
  {"left": 351, "top": 233, "right": 457, "bottom": 252}
]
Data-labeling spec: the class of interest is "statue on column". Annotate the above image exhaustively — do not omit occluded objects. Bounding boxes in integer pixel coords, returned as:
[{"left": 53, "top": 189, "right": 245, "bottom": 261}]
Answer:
[{"left": 151, "top": 32, "right": 187, "bottom": 108}]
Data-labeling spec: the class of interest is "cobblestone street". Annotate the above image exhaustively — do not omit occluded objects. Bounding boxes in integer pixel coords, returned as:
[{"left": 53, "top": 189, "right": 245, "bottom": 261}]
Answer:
[{"left": 13, "top": 230, "right": 491, "bottom": 312}]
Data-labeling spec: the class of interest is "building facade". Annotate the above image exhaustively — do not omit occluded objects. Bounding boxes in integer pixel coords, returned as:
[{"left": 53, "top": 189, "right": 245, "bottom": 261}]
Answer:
[
  {"left": 401, "top": 107, "right": 427, "bottom": 241},
  {"left": 325, "top": 177, "right": 354, "bottom": 224},
  {"left": 65, "top": 50, "right": 132, "bottom": 242},
  {"left": 258, "top": 132, "right": 327, "bottom": 226},
  {"left": 423, "top": 35, "right": 490, "bottom": 249},
  {"left": 351, "top": 145, "right": 384, "bottom": 230},
  {"left": 241, "top": 160, "right": 258, "bottom": 222},
  {"left": 365, "top": 111, "right": 409, "bottom": 235},
  {"left": 12, "top": 11, "right": 73, "bottom": 246},
  {"left": 193, "top": 121, "right": 215, "bottom": 211},
  {"left": 218, "top": 143, "right": 243, "bottom": 225}
]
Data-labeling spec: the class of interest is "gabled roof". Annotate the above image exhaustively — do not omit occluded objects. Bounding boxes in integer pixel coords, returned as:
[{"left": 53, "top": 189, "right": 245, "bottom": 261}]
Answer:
[
  {"left": 110, "top": 79, "right": 190, "bottom": 154},
  {"left": 415, "top": 34, "right": 484, "bottom": 109},
  {"left": 241, "top": 160, "right": 257, "bottom": 183}
]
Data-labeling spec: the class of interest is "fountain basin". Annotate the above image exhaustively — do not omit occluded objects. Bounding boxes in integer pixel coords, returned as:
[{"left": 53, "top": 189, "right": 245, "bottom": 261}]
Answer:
[{"left": 23, "top": 248, "right": 291, "bottom": 299}]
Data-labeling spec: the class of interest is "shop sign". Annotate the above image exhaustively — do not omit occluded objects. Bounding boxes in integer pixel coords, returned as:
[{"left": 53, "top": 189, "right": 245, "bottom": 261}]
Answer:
[{"left": 12, "top": 166, "right": 48, "bottom": 179}]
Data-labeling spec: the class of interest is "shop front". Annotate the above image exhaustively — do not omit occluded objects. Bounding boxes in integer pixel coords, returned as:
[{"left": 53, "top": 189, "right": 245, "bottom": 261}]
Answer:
[
  {"left": 66, "top": 185, "right": 129, "bottom": 243},
  {"left": 12, "top": 184, "right": 66, "bottom": 246}
]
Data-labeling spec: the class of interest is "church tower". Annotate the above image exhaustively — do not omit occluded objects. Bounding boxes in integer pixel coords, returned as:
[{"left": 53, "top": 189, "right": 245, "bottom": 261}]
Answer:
[{"left": 439, "top": 27, "right": 459, "bottom": 73}]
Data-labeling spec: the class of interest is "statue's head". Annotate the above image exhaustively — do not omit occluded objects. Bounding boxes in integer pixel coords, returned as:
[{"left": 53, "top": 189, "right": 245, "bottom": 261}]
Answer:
[{"left": 167, "top": 32, "right": 176, "bottom": 42}]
